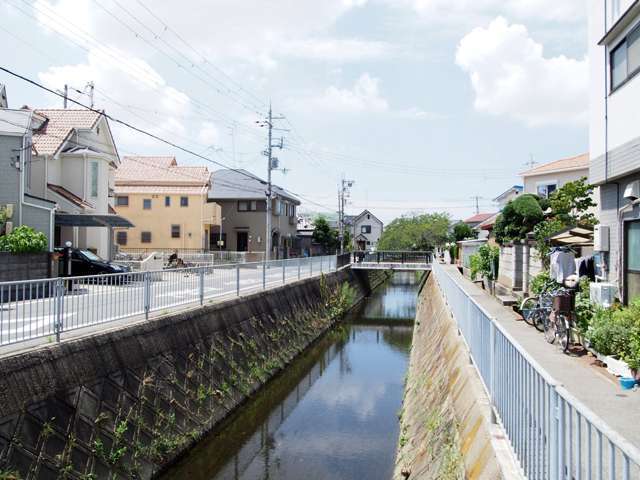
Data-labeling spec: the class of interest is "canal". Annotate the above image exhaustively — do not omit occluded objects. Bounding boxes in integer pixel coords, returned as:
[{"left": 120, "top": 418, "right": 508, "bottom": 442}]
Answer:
[{"left": 161, "top": 272, "right": 420, "bottom": 480}]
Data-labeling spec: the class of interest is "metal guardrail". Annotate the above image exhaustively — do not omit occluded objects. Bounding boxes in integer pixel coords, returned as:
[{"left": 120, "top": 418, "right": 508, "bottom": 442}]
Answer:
[
  {"left": 356, "top": 251, "right": 434, "bottom": 264},
  {"left": 0, "top": 255, "right": 337, "bottom": 347},
  {"left": 432, "top": 262, "right": 640, "bottom": 480},
  {"left": 114, "top": 249, "right": 264, "bottom": 265}
]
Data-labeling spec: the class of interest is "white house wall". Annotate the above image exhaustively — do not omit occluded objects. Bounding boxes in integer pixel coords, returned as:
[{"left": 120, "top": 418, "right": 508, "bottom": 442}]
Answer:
[{"left": 523, "top": 169, "right": 590, "bottom": 195}]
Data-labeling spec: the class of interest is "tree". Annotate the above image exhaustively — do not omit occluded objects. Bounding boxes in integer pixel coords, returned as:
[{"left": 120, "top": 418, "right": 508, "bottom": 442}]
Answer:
[
  {"left": 452, "top": 222, "right": 476, "bottom": 242},
  {"left": 493, "top": 194, "right": 545, "bottom": 245},
  {"left": 377, "top": 213, "right": 451, "bottom": 251},
  {"left": 312, "top": 216, "right": 337, "bottom": 253},
  {"left": 548, "top": 177, "right": 597, "bottom": 226}
]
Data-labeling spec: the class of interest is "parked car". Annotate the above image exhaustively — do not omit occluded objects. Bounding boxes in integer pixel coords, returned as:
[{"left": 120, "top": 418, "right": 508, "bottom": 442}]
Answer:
[{"left": 56, "top": 248, "right": 132, "bottom": 277}]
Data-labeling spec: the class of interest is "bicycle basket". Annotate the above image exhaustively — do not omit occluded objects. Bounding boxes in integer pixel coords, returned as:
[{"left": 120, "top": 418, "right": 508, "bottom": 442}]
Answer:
[{"left": 553, "top": 293, "right": 574, "bottom": 312}]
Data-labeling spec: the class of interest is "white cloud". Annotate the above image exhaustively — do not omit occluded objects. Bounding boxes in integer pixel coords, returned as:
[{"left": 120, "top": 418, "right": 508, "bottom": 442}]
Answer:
[
  {"left": 280, "top": 38, "right": 394, "bottom": 62},
  {"left": 455, "top": 17, "right": 588, "bottom": 127},
  {"left": 388, "top": 0, "right": 585, "bottom": 23},
  {"left": 197, "top": 122, "right": 221, "bottom": 146},
  {"left": 292, "top": 73, "right": 389, "bottom": 113}
]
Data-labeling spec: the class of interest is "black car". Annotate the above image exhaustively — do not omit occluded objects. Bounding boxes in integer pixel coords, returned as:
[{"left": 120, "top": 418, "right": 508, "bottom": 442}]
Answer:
[{"left": 56, "top": 248, "right": 132, "bottom": 277}]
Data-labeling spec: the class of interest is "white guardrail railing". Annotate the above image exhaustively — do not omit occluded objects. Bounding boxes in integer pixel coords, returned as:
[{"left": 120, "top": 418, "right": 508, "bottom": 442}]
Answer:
[
  {"left": 0, "top": 255, "right": 337, "bottom": 347},
  {"left": 432, "top": 262, "right": 640, "bottom": 480}
]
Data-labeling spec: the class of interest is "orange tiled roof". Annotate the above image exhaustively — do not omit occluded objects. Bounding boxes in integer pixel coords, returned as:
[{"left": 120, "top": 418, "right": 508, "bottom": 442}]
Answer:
[
  {"left": 115, "top": 156, "right": 210, "bottom": 187},
  {"left": 48, "top": 183, "right": 94, "bottom": 210},
  {"left": 520, "top": 153, "right": 589, "bottom": 177},
  {"left": 32, "top": 109, "right": 102, "bottom": 156},
  {"left": 464, "top": 213, "right": 496, "bottom": 224}
]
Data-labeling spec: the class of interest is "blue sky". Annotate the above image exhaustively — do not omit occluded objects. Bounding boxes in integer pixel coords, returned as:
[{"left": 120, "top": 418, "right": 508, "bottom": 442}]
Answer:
[{"left": 0, "top": 0, "right": 589, "bottom": 223}]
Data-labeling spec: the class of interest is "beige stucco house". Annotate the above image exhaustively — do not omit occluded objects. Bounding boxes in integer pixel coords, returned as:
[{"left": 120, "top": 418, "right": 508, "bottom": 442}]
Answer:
[
  {"left": 113, "top": 156, "right": 220, "bottom": 250},
  {"left": 520, "top": 153, "right": 590, "bottom": 198}
]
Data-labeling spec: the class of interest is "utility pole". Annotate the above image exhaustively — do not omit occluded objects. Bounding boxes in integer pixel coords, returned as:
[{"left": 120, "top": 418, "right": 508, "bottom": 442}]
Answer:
[
  {"left": 339, "top": 176, "right": 355, "bottom": 254},
  {"left": 472, "top": 195, "right": 480, "bottom": 215},
  {"left": 63, "top": 84, "right": 68, "bottom": 109},
  {"left": 87, "top": 81, "right": 94, "bottom": 108},
  {"left": 259, "top": 105, "right": 285, "bottom": 261},
  {"left": 524, "top": 154, "right": 537, "bottom": 170}
]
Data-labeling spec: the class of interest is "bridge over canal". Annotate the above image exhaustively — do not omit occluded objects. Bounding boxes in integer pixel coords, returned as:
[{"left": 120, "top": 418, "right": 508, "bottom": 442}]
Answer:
[{"left": 349, "top": 250, "right": 433, "bottom": 271}]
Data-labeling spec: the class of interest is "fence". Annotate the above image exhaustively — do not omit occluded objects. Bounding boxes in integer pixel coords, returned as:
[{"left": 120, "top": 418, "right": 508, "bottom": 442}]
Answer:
[
  {"left": 432, "top": 262, "right": 640, "bottom": 480},
  {"left": 358, "top": 251, "right": 433, "bottom": 264},
  {"left": 114, "top": 249, "right": 264, "bottom": 266},
  {"left": 0, "top": 255, "right": 337, "bottom": 347}
]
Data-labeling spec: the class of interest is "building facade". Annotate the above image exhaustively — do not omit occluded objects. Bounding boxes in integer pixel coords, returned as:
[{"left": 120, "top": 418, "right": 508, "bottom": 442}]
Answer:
[
  {"left": 350, "top": 210, "right": 383, "bottom": 251},
  {"left": 589, "top": 0, "right": 640, "bottom": 302},
  {"left": 113, "top": 156, "right": 220, "bottom": 251},
  {"left": 208, "top": 169, "right": 300, "bottom": 258},
  {"left": 520, "top": 154, "right": 590, "bottom": 198}
]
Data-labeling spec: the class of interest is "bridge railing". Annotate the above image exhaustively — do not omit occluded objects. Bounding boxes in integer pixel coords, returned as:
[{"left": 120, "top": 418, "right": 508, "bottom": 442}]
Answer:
[
  {"left": 355, "top": 251, "right": 433, "bottom": 264},
  {"left": 432, "top": 262, "right": 640, "bottom": 480},
  {"left": 0, "top": 255, "right": 337, "bottom": 347}
]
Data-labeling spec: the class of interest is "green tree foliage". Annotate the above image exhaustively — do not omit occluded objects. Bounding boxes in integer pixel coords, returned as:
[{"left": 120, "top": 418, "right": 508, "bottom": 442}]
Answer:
[
  {"left": 452, "top": 222, "right": 476, "bottom": 242},
  {"left": 377, "top": 213, "right": 451, "bottom": 251},
  {"left": 0, "top": 225, "right": 48, "bottom": 253},
  {"left": 493, "top": 194, "right": 545, "bottom": 245},
  {"left": 469, "top": 244, "right": 499, "bottom": 281},
  {"left": 312, "top": 216, "right": 337, "bottom": 253},
  {"left": 548, "top": 177, "right": 597, "bottom": 226}
]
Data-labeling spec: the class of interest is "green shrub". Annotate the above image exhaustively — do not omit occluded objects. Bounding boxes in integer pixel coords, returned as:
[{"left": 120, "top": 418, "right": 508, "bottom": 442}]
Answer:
[
  {"left": 529, "top": 270, "right": 560, "bottom": 295},
  {"left": 493, "top": 194, "right": 545, "bottom": 245},
  {"left": 586, "top": 300, "right": 640, "bottom": 366},
  {"left": 575, "top": 276, "right": 596, "bottom": 334},
  {"left": 469, "top": 244, "right": 499, "bottom": 281},
  {"left": 0, "top": 225, "right": 48, "bottom": 253}
]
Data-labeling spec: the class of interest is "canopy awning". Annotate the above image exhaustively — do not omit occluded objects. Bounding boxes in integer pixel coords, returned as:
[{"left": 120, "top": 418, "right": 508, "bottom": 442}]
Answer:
[
  {"left": 55, "top": 213, "right": 134, "bottom": 228},
  {"left": 547, "top": 225, "right": 594, "bottom": 246}
]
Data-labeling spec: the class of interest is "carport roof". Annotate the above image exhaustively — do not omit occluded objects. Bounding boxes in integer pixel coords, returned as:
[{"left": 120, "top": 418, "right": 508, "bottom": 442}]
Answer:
[{"left": 55, "top": 213, "right": 134, "bottom": 228}]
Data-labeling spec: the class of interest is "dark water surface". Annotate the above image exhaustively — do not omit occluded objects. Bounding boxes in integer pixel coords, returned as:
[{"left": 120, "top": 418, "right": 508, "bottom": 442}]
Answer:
[{"left": 161, "top": 272, "right": 420, "bottom": 480}]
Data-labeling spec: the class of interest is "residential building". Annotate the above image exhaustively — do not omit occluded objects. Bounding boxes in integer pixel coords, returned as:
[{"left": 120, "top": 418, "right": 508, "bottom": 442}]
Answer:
[
  {"left": 296, "top": 214, "right": 323, "bottom": 256},
  {"left": 349, "top": 210, "right": 383, "bottom": 251},
  {"left": 493, "top": 185, "right": 523, "bottom": 209},
  {"left": 589, "top": 0, "right": 640, "bottom": 302},
  {"left": 113, "top": 156, "right": 220, "bottom": 250},
  {"left": 0, "top": 108, "right": 56, "bottom": 249},
  {"left": 520, "top": 153, "right": 590, "bottom": 198},
  {"left": 208, "top": 169, "right": 300, "bottom": 258},
  {"left": 0, "top": 95, "right": 130, "bottom": 258},
  {"left": 463, "top": 213, "right": 496, "bottom": 229}
]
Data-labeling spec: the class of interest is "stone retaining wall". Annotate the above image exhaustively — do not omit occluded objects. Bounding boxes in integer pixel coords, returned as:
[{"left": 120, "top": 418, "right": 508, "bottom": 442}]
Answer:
[
  {"left": 0, "top": 268, "right": 387, "bottom": 479},
  {"left": 394, "top": 273, "right": 518, "bottom": 479}
]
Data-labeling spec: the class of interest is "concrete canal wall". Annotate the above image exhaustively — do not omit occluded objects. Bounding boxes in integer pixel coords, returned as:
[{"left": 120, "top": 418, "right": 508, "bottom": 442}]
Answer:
[
  {"left": 0, "top": 268, "right": 387, "bottom": 479},
  {"left": 395, "top": 273, "right": 519, "bottom": 480}
]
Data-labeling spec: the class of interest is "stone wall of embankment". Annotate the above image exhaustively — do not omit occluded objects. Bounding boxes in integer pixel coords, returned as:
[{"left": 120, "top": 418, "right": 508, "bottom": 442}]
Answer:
[
  {"left": 394, "top": 272, "right": 518, "bottom": 480},
  {"left": 0, "top": 268, "right": 387, "bottom": 479}
]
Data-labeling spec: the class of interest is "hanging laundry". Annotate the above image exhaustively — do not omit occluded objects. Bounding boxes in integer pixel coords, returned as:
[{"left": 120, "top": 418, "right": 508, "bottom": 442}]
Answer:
[{"left": 550, "top": 249, "right": 576, "bottom": 283}]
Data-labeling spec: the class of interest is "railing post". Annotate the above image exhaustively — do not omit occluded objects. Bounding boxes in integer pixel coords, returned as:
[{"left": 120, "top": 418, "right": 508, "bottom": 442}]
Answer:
[
  {"left": 377, "top": 251, "right": 380, "bottom": 263},
  {"left": 54, "top": 277, "right": 64, "bottom": 342},
  {"left": 402, "top": 252, "right": 406, "bottom": 264},
  {"left": 550, "top": 389, "right": 560, "bottom": 480},
  {"left": 236, "top": 264, "right": 241, "bottom": 296},
  {"left": 282, "top": 260, "right": 285, "bottom": 284},
  {"left": 199, "top": 267, "right": 205, "bottom": 305},
  {"left": 489, "top": 321, "right": 496, "bottom": 403},
  {"left": 143, "top": 272, "right": 151, "bottom": 320},
  {"left": 262, "top": 261, "right": 266, "bottom": 289},
  {"left": 298, "top": 257, "right": 301, "bottom": 280},
  {"left": 320, "top": 255, "right": 323, "bottom": 273},
  {"left": 310, "top": 257, "right": 313, "bottom": 277}
]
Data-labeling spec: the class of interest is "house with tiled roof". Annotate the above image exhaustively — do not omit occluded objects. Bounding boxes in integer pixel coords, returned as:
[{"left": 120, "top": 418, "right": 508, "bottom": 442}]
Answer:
[
  {"left": 0, "top": 96, "right": 131, "bottom": 258},
  {"left": 114, "top": 156, "right": 220, "bottom": 250},
  {"left": 520, "top": 153, "right": 590, "bottom": 198}
]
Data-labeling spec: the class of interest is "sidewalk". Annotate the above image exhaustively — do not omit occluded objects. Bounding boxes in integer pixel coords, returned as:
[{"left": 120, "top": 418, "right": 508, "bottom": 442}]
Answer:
[{"left": 442, "top": 264, "right": 640, "bottom": 450}]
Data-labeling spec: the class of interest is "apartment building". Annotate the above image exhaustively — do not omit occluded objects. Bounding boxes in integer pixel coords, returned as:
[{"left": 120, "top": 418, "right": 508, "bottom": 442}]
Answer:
[{"left": 589, "top": 0, "right": 640, "bottom": 302}]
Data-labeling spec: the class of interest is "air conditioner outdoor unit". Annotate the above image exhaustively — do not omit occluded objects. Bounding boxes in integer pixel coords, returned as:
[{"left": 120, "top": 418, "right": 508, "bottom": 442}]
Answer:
[
  {"left": 590, "top": 282, "right": 617, "bottom": 308},
  {"left": 624, "top": 180, "right": 640, "bottom": 201}
]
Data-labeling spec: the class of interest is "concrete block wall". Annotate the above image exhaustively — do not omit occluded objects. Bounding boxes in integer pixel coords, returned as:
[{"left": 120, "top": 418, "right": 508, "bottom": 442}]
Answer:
[
  {"left": 497, "top": 245, "right": 523, "bottom": 291},
  {"left": 0, "top": 268, "right": 387, "bottom": 479}
]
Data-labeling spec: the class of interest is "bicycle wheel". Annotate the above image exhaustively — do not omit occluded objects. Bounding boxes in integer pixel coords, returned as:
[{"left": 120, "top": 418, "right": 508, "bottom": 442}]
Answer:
[
  {"left": 544, "top": 312, "right": 557, "bottom": 344},
  {"left": 520, "top": 297, "right": 538, "bottom": 326},
  {"left": 556, "top": 313, "right": 570, "bottom": 352},
  {"left": 532, "top": 308, "right": 546, "bottom": 333}
]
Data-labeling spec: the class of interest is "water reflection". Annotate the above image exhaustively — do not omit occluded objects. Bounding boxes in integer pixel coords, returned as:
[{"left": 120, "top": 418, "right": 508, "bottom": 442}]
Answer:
[{"left": 162, "top": 272, "right": 420, "bottom": 480}]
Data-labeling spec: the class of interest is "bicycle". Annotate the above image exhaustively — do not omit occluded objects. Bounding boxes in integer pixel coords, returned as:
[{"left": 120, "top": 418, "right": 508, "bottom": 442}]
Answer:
[
  {"left": 543, "top": 289, "right": 575, "bottom": 352},
  {"left": 519, "top": 291, "right": 553, "bottom": 333}
]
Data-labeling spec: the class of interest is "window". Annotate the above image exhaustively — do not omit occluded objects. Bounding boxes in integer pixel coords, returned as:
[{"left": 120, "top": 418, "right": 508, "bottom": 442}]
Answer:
[
  {"left": 361, "top": 225, "right": 372, "bottom": 234},
  {"left": 626, "top": 221, "right": 640, "bottom": 303},
  {"left": 611, "top": 26, "right": 640, "bottom": 90},
  {"left": 116, "top": 231, "right": 127, "bottom": 246},
  {"left": 141, "top": 231, "right": 152, "bottom": 243},
  {"left": 143, "top": 198, "right": 152, "bottom": 210},
  {"left": 180, "top": 196, "right": 189, "bottom": 207},
  {"left": 90, "top": 161, "right": 99, "bottom": 197},
  {"left": 116, "top": 196, "right": 129, "bottom": 206},
  {"left": 238, "top": 200, "right": 258, "bottom": 212},
  {"left": 536, "top": 183, "right": 557, "bottom": 198},
  {"left": 165, "top": 196, "right": 171, "bottom": 207},
  {"left": 171, "top": 224, "right": 181, "bottom": 238}
]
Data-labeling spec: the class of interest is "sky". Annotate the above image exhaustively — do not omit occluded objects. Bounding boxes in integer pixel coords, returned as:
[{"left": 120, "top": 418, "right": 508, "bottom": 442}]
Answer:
[{"left": 0, "top": 0, "right": 589, "bottom": 223}]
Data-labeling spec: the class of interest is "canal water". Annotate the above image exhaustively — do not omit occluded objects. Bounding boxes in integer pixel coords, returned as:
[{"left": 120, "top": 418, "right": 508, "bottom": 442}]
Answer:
[{"left": 162, "top": 272, "right": 420, "bottom": 480}]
